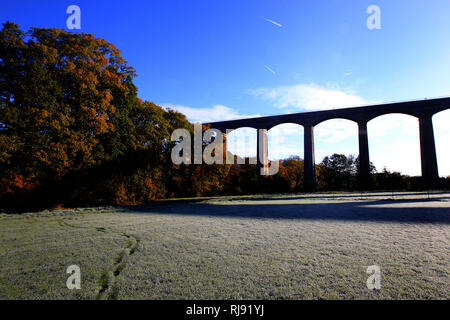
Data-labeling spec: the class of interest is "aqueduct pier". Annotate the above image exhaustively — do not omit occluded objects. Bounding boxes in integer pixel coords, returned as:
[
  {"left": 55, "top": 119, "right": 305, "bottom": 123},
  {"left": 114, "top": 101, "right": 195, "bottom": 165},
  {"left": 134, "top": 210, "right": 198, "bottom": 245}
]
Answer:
[{"left": 206, "top": 97, "right": 450, "bottom": 190}]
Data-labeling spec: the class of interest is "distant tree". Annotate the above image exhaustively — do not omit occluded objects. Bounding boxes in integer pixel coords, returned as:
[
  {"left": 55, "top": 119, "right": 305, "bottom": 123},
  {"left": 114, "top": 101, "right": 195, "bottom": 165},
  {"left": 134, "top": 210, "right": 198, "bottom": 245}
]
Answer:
[
  {"left": 374, "top": 167, "right": 407, "bottom": 190},
  {"left": 278, "top": 156, "right": 304, "bottom": 192},
  {"left": 318, "top": 153, "right": 357, "bottom": 190},
  {"left": 354, "top": 156, "right": 377, "bottom": 175}
]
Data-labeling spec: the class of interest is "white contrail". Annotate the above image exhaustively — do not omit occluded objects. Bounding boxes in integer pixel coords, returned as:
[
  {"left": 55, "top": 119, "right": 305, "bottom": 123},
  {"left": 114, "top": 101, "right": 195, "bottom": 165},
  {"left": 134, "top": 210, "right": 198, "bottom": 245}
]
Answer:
[
  {"left": 264, "top": 18, "right": 282, "bottom": 27},
  {"left": 264, "top": 64, "right": 276, "bottom": 74}
]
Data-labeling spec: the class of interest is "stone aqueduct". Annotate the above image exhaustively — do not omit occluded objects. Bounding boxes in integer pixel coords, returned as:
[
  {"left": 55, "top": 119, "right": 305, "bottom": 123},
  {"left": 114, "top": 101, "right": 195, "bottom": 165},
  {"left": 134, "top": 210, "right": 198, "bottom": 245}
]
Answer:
[{"left": 206, "top": 97, "right": 450, "bottom": 190}]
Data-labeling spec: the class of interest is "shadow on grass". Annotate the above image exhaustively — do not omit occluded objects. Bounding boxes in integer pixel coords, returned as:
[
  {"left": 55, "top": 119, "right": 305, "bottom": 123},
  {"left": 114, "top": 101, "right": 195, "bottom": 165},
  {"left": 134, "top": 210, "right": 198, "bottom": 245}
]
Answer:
[
  {"left": 122, "top": 197, "right": 450, "bottom": 224},
  {"left": 233, "top": 191, "right": 450, "bottom": 202}
]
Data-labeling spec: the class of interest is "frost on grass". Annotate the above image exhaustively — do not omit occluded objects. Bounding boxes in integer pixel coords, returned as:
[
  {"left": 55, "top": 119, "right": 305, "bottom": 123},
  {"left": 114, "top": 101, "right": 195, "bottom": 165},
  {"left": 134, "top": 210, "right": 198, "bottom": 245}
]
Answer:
[{"left": 0, "top": 192, "right": 449, "bottom": 299}]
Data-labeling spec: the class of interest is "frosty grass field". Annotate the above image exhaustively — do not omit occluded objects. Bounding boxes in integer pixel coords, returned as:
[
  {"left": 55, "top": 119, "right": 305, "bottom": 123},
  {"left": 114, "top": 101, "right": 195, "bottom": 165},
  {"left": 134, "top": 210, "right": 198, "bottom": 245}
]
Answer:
[{"left": 0, "top": 192, "right": 448, "bottom": 299}]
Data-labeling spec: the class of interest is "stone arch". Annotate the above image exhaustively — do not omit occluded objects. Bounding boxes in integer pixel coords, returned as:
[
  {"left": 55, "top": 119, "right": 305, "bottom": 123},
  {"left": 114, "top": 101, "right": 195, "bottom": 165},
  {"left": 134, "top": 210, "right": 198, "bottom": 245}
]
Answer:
[
  {"left": 314, "top": 118, "right": 359, "bottom": 164},
  {"left": 225, "top": 127, "right": 257, "bottom": 163},
  {"left": 267, "top": 123, "right": 304, "bottom": 161},
  {"left": 432, "top": 109, "right": 450, "bottom": 177},
  {"left": 367, "top": 113, "right": 421, "bottom": 175}
]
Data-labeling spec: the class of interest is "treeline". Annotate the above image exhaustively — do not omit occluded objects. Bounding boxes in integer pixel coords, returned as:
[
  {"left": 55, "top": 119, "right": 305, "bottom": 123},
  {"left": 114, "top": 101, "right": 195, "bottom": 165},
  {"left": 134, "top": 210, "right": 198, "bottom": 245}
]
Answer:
[
  {"left": 0, "top": 23, "right": 448, "bottom": 212},
  {"left": 223, "top": 154, "right": 450, "bottom": 195}
]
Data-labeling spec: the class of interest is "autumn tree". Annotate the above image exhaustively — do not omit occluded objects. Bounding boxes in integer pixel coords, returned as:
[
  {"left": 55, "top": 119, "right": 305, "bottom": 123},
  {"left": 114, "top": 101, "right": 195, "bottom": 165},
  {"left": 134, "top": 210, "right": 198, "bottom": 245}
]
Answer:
[{"left": 0, "top": 22, "right": 138, "bottom": 199}]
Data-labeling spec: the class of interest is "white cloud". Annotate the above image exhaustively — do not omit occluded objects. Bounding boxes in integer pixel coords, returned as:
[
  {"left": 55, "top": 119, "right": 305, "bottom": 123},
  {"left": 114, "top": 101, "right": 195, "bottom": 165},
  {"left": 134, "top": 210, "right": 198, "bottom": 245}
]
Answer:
[
  {"left": 368, "top": 114, "right": 418, "bottom": 140},
  {"left": 314, "top": 119, "right": 358, "bottom": 165},
  {"left": 252, "top": 83, "right": 371, "bottom": 111},
  {"left": 163, "top": 104, "right": 260, "bottom": 123},
  {"left": 315, "top": 119, "right": 357, "bottom": 143},
  {"left": 268, "top": 124, "right": 303, "bottom": 160},
  {"left": 269, "top": 123, "right": 302, "bottom": 136}
]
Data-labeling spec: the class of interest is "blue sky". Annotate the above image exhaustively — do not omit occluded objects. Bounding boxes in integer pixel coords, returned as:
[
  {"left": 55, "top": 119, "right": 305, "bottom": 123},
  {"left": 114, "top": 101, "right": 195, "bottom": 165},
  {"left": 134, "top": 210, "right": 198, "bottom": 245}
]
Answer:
[{"left": 2, "top": 0, "right": 450, "bottom": 176}]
